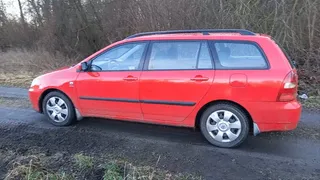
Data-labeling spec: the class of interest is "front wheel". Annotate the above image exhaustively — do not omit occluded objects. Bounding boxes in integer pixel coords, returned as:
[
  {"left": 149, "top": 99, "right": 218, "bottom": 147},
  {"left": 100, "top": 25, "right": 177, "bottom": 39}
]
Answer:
[
  {"left": 200, "top": 103, "right": 249, "bottom": 148},
  {"left": 42, "top": 91, "right": 76, "bottom": 126}
]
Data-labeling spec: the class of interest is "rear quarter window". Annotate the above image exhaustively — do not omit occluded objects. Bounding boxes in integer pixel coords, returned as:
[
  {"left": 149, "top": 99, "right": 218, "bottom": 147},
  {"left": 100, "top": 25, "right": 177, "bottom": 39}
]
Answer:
[{"left": 212, "top": 41, "right": 269, "bottom": 69}]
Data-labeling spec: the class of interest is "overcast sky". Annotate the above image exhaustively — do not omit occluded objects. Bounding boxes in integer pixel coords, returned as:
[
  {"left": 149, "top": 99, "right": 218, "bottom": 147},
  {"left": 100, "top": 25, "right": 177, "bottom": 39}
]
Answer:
[{"left": 3, "top": 0, "right": 27, "bottom": 18}]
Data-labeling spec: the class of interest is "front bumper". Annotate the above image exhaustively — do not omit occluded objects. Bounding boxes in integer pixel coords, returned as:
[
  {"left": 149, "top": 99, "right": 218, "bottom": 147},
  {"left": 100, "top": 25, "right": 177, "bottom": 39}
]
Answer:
[{"left": 29, "top": 86, "right": 42, "bottom": 112}]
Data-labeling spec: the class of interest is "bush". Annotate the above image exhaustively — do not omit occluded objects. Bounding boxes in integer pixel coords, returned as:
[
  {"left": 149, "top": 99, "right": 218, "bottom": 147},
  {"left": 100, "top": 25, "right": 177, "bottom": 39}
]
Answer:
[{"left": 1, "top": 0, "right": 320, "bottom": 93}]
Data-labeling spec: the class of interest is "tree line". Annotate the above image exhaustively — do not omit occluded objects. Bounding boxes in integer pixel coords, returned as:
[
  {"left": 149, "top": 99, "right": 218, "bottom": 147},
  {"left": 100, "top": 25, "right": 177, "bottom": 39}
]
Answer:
[{"left": 0, "top": 0, "right": 319, "bottom": 93}]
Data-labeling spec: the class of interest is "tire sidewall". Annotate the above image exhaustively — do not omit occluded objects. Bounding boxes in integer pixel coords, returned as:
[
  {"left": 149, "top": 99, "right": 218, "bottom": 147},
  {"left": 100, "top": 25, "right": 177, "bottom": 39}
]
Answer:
[
  {"left": 42, "top": 91, "right": 75, "bottom": 126},
  {"left": 200, "top": 104, "right": 249, "bottom": 148}
]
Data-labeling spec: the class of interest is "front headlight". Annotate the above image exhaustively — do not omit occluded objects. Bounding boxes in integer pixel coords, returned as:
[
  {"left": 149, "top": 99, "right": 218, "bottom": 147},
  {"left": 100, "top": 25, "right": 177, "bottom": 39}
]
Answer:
[{"left": 30, "top": 77, "right": 40, "bottom": 87}]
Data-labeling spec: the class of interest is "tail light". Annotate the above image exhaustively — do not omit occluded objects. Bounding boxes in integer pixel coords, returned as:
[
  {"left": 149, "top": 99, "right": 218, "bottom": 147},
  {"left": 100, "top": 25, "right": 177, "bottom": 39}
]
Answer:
[{"left": 277, "top": 71, "right": 298, "bottom": 102}]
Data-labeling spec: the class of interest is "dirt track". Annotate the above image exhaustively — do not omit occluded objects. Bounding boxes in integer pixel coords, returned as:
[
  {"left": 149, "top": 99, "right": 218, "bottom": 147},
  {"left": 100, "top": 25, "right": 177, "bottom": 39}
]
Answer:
[{"left": 0, "top": 87, "right": 319, "bottom": 180}]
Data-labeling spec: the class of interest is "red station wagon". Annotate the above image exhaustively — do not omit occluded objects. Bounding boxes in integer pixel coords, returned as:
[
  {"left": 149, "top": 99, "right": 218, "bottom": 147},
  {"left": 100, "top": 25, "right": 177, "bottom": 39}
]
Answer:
[{"left": 29, "top": 29, "right": 302, "bottom": 148}]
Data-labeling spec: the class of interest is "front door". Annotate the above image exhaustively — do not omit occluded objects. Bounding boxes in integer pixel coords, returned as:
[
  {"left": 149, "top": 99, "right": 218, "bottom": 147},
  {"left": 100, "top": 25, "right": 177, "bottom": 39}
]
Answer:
[
  {"left": 76, "top": 42, "right": 148, "bottom": 120},
  {"left": 139, "top": 41, "right": 214, "bottom": 122}
]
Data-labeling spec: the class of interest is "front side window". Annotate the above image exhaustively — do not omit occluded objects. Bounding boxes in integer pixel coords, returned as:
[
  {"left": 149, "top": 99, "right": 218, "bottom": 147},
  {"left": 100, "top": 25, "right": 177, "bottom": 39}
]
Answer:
[
  {"left": 213, "top": 41, "right": 268, "bottom": 69},
  {"left": 148, "top": 41, "right": 212, "bottom": 70},
  {"left": 91, "top": 42, "right": 147, "bottom": 71}
]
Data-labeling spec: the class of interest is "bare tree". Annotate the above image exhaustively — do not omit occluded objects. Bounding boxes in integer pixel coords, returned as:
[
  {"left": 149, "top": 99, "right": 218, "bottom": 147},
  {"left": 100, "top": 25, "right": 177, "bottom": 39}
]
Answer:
[
  {"left": 0, "top": 0, "right": 320, "bottom": 94},
  {"left": 0, "top": 0, "right": 7, "bottom": 25},
  {"left": 17, "top": 0, "right": 25, "bottom": 24},
  {"left": 27, "top": 0, "right": 43, "bottom": 26}
]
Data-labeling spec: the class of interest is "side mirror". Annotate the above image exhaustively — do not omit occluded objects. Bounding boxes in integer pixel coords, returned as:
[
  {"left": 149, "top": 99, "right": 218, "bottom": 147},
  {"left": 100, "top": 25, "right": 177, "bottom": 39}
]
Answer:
[{"left": 81, "top": 62, "right": 89, "bottom": 71}]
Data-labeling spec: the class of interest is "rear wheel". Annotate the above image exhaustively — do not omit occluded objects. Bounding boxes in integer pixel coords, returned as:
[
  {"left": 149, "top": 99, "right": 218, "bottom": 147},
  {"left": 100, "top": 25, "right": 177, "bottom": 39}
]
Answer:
[
  {"left": 200, "top": 103, "right": 249, "bottom": 148},
  {"left": 42, "top": 91, "right": 76, "bottom": 126}
]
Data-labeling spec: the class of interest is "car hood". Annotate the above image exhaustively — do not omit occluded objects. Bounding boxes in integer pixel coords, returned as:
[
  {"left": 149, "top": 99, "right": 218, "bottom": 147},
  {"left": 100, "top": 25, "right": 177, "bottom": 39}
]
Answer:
[
  {"left": 31, "top": 65, "right": 79, "bottom": 88},
  {"left": 39, "top": 66, "right": 73, "bottom": 78}
]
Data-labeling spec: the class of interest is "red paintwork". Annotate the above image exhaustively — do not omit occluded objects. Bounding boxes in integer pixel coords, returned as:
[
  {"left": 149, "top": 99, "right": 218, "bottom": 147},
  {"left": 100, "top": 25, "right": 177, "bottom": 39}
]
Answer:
[
  {"left": 76, "top": 71, "right": 142, "bottom": 120},
  {"left": 139, "top": 70, "right": 214, "bottom": 123},
  {"left": 28, "top": 33, "right": 301, "bottom": 132}
]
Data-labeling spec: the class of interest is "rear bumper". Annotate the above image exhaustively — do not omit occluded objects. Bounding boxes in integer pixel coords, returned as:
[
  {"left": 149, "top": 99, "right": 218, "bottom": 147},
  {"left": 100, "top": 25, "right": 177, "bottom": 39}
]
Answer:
[
  {"left": 245, "top": 101, "right": 301, "bottom": 133},
  {"left": 256, "top": 121, "right": 299, "bottom": 132}
]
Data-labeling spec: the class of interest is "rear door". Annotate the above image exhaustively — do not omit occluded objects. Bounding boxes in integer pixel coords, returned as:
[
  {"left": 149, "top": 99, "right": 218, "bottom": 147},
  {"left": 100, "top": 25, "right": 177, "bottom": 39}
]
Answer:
[
  {"left": 139, "top": 41, "right": 214, "bottom": 122},
  {"left": 209, "top": 40, "right": 277, "bottom": 102}
]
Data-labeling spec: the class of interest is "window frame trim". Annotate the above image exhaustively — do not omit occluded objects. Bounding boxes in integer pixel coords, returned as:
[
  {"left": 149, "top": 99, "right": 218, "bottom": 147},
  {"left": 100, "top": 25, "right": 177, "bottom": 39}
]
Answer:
[
  {"left": 209, "top": 40, "right": 271, "bottom": 70},
  {"left": 143, "top": 40, "right": 215, "bottom": 71},
  {"left": 86, "top": 40, "right": 150, "bottom": 72}
]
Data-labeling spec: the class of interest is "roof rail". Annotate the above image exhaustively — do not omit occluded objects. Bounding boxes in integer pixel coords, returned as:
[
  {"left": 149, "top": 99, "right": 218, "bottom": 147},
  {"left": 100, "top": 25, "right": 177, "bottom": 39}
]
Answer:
[{"left": 126, "top": 29, "right": 255, "bottom": 39}]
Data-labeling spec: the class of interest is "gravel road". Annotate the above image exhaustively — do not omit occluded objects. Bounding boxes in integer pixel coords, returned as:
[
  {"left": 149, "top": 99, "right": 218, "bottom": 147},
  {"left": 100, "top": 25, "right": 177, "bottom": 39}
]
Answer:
[{"left": 0, "top": 87, "right": 319, "bottom": 180}]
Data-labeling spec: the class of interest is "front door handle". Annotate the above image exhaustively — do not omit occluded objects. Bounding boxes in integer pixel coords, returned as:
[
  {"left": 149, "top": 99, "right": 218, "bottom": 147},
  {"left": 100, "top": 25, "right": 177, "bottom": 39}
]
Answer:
[
  {"left": 123, "top": 75, "right": 138, "bottom": 81},
  {"left": 191, "top": 75, "right": 209, "bottom": 81}
]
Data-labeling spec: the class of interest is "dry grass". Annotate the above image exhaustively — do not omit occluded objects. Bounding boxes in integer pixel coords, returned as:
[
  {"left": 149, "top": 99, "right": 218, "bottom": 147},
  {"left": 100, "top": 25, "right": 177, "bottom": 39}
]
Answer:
[
  {"left": 74, "top": 154, "right": 94, "bottom": 170},
  {"left": 0, "top": 49, "right": 73, "bottom": 87},
  {"left": 5, "top": 155, "right": 72, "bottom": 180},
  {"left": 301, "top": 96, "right": 320, "bottom": 108},
  {"left": 0, "top": 72, "right": 36, "bottom": 88},
  {"left": 0, "top": 49, "right": 73, "bottom": 72},
  {"left": 0, "top": 97, "right": 31, "bottom": 108},
  {"left": 102, "top": 160, "right": 201, "bottom": 180},
  {"left": 3, "top": 152, "right": 201, "bottom": 180}
]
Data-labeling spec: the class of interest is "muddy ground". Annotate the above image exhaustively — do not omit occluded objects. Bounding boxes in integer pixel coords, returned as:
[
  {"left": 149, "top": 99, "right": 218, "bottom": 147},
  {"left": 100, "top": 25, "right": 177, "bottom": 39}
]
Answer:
[{"left": 0, "top": 87, "right": 319, "bottom": 180}]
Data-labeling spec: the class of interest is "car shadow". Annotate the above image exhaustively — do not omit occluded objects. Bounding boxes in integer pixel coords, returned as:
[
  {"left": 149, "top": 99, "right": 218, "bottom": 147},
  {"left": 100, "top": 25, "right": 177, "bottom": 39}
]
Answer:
[{"left": 74, "top": 117, "right": 305, "bottom": 155}]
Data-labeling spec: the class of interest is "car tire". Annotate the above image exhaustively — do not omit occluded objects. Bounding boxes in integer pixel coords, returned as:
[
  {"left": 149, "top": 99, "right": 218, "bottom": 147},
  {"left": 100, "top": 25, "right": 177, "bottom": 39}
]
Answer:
[
  {"left": 200, "top": 103, "right": 249, "bottom": 148},
  {"left": 42, "top": 91, "right": 76, "bottom": 126}
]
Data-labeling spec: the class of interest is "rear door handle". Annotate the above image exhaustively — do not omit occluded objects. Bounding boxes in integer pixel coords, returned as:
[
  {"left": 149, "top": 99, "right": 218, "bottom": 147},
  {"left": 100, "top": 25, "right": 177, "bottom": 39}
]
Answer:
[
  {"left": 123, "top": 76, "right": 138, "bottom": 81},
  {"left": 191, "top": 76, "right": 209, "bottom": 81}
]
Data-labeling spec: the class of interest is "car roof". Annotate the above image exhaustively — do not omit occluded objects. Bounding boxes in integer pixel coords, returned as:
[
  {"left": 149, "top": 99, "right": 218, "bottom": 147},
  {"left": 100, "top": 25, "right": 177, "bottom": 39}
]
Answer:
[
  {"left": 122, "top": 29, "right": 271, "bottom": 42},
  {"left": 82, "top": 30, "right": 272, "bottom": 64}
]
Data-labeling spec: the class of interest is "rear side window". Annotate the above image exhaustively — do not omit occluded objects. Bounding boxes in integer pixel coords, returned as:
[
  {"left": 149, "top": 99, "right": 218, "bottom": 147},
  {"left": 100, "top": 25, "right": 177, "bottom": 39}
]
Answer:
[
  {"left": 212, "top": 41, "right": 268, "bottom": 69},
  {"left": 148, "top": 41, "right": 212, "bottom": 70}
]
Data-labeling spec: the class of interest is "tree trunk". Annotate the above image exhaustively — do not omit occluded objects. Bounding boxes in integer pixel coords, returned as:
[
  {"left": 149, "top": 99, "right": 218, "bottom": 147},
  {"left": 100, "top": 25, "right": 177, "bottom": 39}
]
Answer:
[{"left": 17, "top": 0, "right": 26, "bottom": 24}]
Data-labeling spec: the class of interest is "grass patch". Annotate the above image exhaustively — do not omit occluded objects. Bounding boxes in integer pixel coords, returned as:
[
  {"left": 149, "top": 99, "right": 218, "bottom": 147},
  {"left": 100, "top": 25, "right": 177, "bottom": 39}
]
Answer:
[
  {"left": 103, "top": 162, "right": 123, "bottom": 180},
  {"left": 0, "top": 49, "right": 72, "bottom": 88},
  {"left": 0, "top": 97, "right": 31, "bottom": 108},
  {"left": 3, "top": 152, "right": 201, "bottom": 180},
  {"left": 301, "top": 96, "right": 320, "bottom": 109},
  {"left": 0, "top": 72, "right": 36, "bottom": 88},
  {"left": 102, "top": 159, "right": 202, "bottom": 180},
  {"left": 5, "top": 155, "right": 73, "bottom": 180},
  {"left": 74, "top": 153, "right": 94, "bottom": 169}
]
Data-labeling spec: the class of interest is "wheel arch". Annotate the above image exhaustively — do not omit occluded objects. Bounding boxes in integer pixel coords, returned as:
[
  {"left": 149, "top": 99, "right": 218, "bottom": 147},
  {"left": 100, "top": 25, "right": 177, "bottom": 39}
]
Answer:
[
  {"left": 195, "top": 100, "right": 253, "bottom": 131},
  {"left": 38, "top": 88, "right": 75, "bottom": 113}
]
